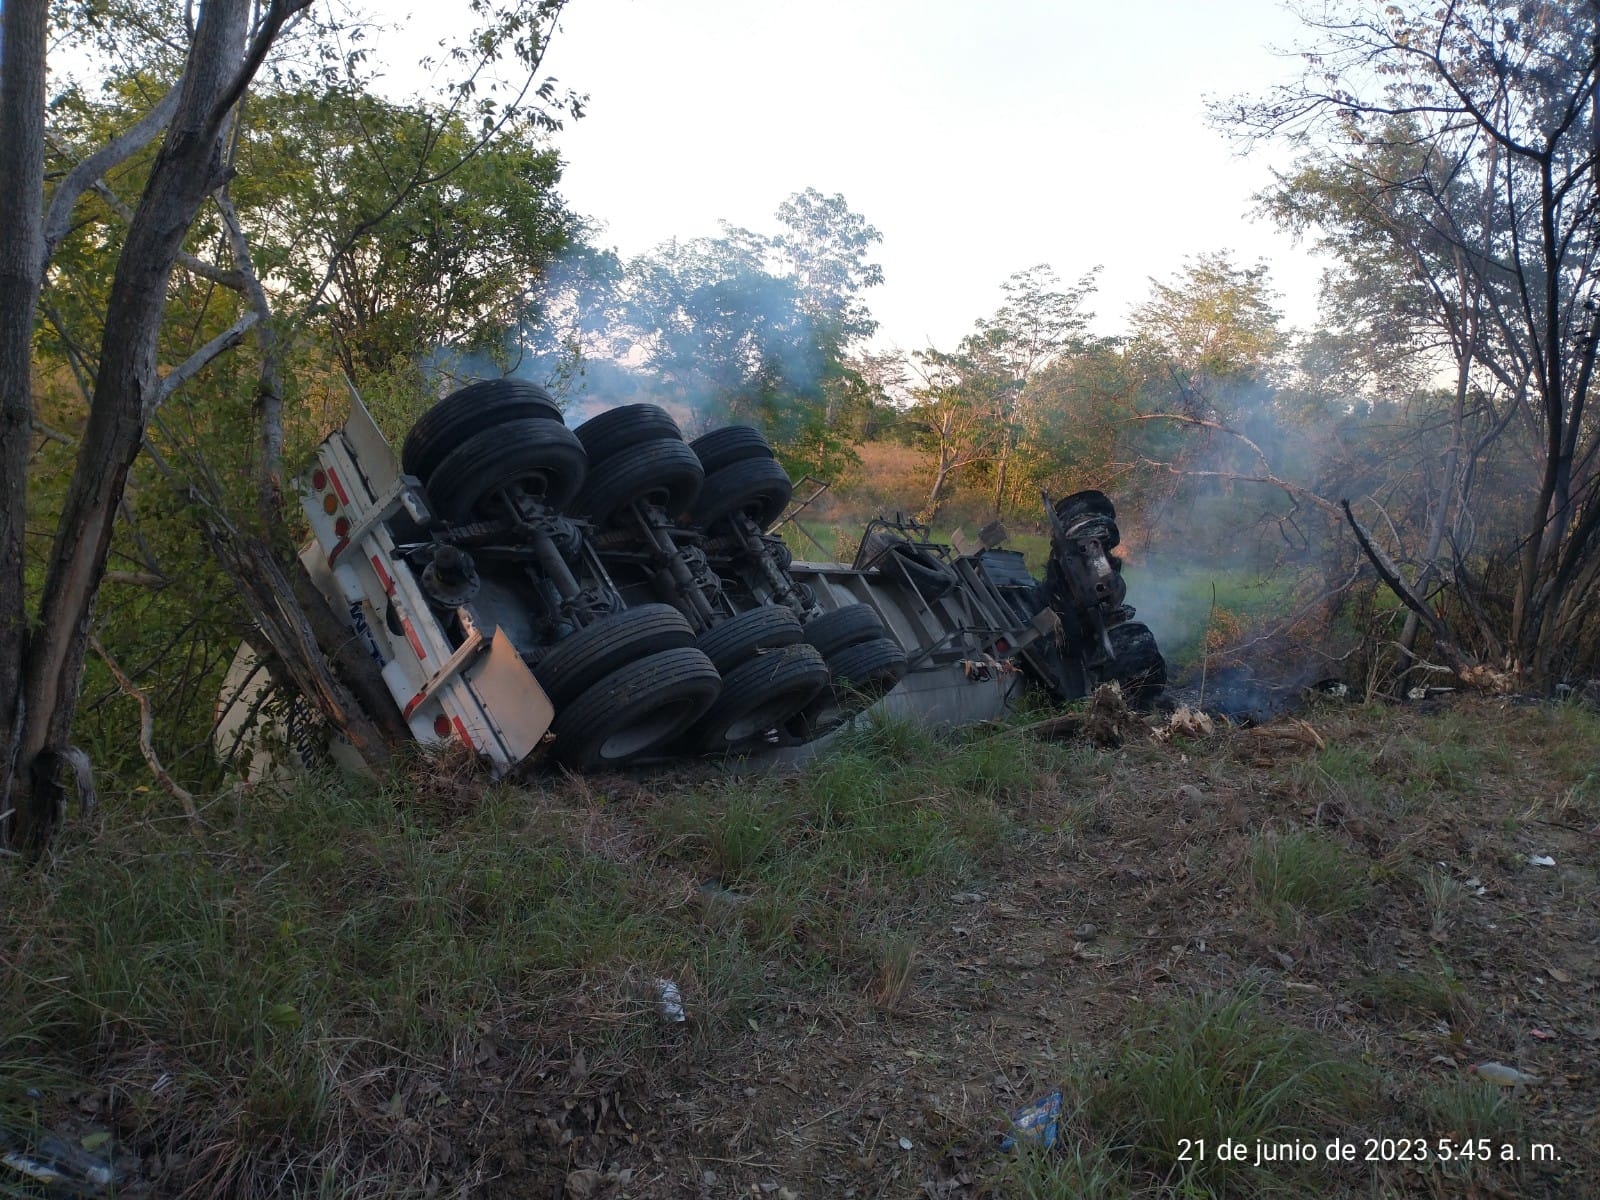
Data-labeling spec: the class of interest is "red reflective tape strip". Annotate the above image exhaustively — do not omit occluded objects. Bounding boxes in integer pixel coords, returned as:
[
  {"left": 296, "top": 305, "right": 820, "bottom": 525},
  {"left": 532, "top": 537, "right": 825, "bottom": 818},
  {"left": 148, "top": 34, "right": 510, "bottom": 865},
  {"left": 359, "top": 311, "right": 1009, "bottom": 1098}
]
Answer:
[
  {"left": 328, "top": 537, "right": 349, "bottom": 564},
  {"left": 452, "top": 716, "right": 475, "bottom": 749},
  {"left": 403, "top": 691, "right": 428, "bottom": 720},
  {"left": 327, "top": 466, "right": 350, "bottom": 505},
  {"left": 371, "top": 555, "right": 395, "bottom": 594},
  {"left": 402, "top": 616, "right": 427, "bottom": 661}
]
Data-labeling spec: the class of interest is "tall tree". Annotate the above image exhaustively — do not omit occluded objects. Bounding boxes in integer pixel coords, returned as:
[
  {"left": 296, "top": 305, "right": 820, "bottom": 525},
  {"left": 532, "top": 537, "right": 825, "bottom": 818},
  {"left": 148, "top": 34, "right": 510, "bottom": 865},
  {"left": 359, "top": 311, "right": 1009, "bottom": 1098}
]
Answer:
[
  {"left": 0, "top": 0, "right": 49, "bottom": 846},
  {"left": 1222, "top": 0, "right": 1600, "bottom": 685},
  {"left": 1129, "top": 251, "right": 1284, "bottom": 419},
  {"left": 617, "top": 191, "right": 885, "bottom": 479},
  {"left": 1261, "top": 120, "right": 1515, "bottom": 668}
]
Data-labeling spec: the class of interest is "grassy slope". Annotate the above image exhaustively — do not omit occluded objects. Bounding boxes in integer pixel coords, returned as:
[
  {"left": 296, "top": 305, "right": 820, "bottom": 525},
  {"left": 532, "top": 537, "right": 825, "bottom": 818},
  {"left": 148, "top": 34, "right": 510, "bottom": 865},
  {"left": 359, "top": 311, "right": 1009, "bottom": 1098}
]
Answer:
[{"left": 3, "top": 697, "right": 1598, "bottom": 1198}]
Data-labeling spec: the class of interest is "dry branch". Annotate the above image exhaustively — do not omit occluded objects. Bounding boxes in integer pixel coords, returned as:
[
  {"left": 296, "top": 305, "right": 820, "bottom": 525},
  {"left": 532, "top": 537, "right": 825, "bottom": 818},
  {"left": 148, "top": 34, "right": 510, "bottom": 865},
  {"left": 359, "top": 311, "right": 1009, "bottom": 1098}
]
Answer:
[
  {"left": 1340, "top": 499, "right": 1512, "bottom": 691},
  {"left": 91, "top": 634, "right": 202, "bottom": 835},
  {"left": 1241, "top": 719, "right": 1326, "bottom": 751}
]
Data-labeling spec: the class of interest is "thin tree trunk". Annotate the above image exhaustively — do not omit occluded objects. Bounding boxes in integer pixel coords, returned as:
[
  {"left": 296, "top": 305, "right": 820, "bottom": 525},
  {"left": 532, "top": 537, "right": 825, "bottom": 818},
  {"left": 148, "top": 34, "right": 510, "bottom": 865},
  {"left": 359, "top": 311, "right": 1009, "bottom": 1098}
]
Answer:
[
  {"left": 1397, "top": 315, "right": 1472, "bottom": 674},
  {"left": 0, "top": 0, "right": 49, "bottom": 845}
]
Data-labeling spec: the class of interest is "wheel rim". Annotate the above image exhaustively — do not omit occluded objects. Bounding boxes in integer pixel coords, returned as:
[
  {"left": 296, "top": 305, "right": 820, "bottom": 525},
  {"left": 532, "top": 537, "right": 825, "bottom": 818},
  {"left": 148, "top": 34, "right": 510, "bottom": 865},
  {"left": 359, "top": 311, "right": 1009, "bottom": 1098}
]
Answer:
[
  {"left": 719, "top": 695, "right": 803, "bottom": 744},
  {"left": 596, "top": 696, "right": 705, "bottom": 761}
]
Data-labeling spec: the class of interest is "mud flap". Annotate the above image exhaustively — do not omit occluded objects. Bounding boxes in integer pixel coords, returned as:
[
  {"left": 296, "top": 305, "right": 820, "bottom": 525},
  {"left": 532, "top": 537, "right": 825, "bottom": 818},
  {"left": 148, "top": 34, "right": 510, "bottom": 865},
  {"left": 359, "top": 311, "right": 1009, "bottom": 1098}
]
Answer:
[{"left": 465, "top": 628, "right": 554, "bottom": 767}]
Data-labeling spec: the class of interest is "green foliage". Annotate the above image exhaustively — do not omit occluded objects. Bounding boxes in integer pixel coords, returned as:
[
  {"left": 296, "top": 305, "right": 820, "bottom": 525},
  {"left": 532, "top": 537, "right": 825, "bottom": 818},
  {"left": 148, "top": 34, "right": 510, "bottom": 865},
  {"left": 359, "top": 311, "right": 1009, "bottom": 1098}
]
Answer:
[
  {"left": 615, "top": 191, "right": 885, "bottom": 481},
  {"left": 1130, "top": 251, "right": 1285, "bottom": 415},
  {"left": 24, "top": 45, "right": 588, "bottom": 798},
  {"left": 230, "top": 86, "right": 580, "bottom": 383}
]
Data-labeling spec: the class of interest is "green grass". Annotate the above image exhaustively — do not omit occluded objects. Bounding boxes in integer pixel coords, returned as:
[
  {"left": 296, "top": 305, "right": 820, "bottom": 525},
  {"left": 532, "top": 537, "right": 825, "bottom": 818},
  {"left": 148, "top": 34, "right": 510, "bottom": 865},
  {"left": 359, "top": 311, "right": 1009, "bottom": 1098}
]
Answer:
[
  {"left": 1250, "top": 828, "right": 1372, "bottom": 930},
  {"left": 1118, "top": 563, "right": 1298, "bottom": 669},
  {"left": 0, "top": 720, "right": 1077, "bottom": 1197},
  {"left": 1351, "top": 944, "right": 1470, "bottom": 1024},
  {"left": 1025, "top": 987, "right": 1373, "bottom": 1198}
]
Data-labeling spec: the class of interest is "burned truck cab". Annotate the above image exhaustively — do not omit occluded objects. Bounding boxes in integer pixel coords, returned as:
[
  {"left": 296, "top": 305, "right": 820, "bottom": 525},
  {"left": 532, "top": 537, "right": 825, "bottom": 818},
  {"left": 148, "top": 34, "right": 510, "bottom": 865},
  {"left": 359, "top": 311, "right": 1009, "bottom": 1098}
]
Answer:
[{"left": 1035, "top": 489, "right": 1165, "bottom": 707}]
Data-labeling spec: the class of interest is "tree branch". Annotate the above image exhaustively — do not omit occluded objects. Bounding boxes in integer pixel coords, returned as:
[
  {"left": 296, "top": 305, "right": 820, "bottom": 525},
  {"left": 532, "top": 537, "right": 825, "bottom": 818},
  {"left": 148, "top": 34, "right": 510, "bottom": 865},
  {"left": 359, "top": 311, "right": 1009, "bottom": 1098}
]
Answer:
[
  {"left": 41, "top": 85, "right": 181, "bottom": 272},
  {"left": 90, "top": 633, "right": 202, "bottom": 834},
  {"left": 152, "top": 309, "right": 259, "bottom": 412},
  {"left": 1339, "top": 498, "right": 1509, "bottom": 690}
]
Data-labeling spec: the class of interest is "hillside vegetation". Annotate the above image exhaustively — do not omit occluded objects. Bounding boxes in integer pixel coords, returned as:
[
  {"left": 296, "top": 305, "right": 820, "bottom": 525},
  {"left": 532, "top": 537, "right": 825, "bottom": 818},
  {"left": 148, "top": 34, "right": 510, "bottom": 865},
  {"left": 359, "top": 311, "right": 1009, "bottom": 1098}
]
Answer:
[{"left": 3, "top": 696, "right": 1596, "bottom": 1197}]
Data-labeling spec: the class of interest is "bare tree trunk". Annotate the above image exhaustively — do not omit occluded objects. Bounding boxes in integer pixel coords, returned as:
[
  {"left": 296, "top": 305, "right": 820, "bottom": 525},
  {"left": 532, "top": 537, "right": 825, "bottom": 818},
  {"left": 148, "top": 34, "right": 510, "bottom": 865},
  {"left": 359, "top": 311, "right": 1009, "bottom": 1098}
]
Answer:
[
  {"left": 991, "top": 447, "right": 1009, "bottom": 519},
  {"left": 0, "top": 0, "right": 49, "bottom": 844},
  {"left": 1397, "top": 317, "right": 1473, "bottom": 674}
]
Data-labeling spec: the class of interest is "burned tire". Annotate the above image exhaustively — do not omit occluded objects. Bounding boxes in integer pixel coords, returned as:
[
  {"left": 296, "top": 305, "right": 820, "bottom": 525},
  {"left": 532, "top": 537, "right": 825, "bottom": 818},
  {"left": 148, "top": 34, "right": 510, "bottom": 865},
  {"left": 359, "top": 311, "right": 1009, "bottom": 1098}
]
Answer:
[
  {"left": 402, "top": 379, "right": 563, "bottom": 481},
  {"left": 862, "top": 531, "right": 958, "bottom": 600},
  {"left": 695, "top": 605, "right": 803, "bottom": 673},
  {"left": 427, "top": 419, "right": 587, "bottom": 521},
  {"left": 1100, "top": 621, "right": 1166, "bottom": 710},
  {"left": 550, "top": 646, "right": 721, "bottom": 770},
  {"left": 689, "top": 425, "right": 774, "bottom": 475},
  {"left": 531, "top": 604, "right": 696, "bottom": 708},
  {"left": 572, "top": 437, "right": 705, "bottom": 528},
  {"left": 690, "top": 457, "right": 793, "bottom": 530},
  {"left": 803, "top": 603, "right": 885, "bottom": 658},
  {"left": 792, "top": 635, "right": 909, "bottom": 738},
  {"left": 575, "top": 404, "right": 683, "bottom": 465},
  {"left": 1055, "top": 490, "right": 1120, "bottom": 549},
  {"left": 687, "top": 643, "right": 830, "bottom": 755}
]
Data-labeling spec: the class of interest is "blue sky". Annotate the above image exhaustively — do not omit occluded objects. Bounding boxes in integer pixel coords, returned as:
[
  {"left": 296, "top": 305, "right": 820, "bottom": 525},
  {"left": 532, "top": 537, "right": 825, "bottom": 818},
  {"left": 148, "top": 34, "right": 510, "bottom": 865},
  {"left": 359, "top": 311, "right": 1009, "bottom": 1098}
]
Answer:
[{"left": 445, "top": 0, "right": 1329, "bottom": 352}]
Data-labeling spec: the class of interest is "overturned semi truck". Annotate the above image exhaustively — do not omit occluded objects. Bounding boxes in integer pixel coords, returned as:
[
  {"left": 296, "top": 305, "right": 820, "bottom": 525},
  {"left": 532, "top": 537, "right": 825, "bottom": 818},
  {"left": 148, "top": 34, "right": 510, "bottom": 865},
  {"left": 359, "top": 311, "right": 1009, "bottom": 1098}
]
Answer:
[{"left": 227, "top": 380, "right": 1166, "bottom": 775}]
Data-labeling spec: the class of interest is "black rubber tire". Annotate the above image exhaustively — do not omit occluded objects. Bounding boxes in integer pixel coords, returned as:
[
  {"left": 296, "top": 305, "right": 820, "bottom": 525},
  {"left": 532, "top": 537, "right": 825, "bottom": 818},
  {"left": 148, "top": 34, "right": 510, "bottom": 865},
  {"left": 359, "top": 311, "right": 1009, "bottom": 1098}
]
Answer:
[
  {"left": 791, "top": 635, "right": 909, "bottom": 738},
  {"left": 803, "top": 604, "right": 886, "bottom": 658},
  {"left": 690, "top": 456, "right": 794, "bottom": 530},
  {"left": 575, "top": 404, "right": 683, "bottom": 465},
  {"left": 1055, "top": 490, "right": 1120, "bottom": 549},
  {"left": 689, "top": 425, "right": 774, "bottom": 475},
  {"left": 860, "top": 530, "right": 959, "bottom": 599},
  {"left": 695, "top": 606, "right": 803, "bottom": 673},
  {"left": 687, "top": 643, "right": 830, "bottom": 755},
  {"left": 532, "top": 604, "right": 697, "bottom": 708},
  {"left": 827, "top": 635, "right": 909, "bottom": 692},
  {"left": 427, "top": 419, "right": 587, "bottom": 521},
  {"left": 402, "top": 379, "right": 563, "bottom": 481},
  {"left": 571, "top": 437, "right": 705, "bottom": 528},
  {"left": 1100, "top": 621, "right": 1167, "bottom": 709},
  {"left": 550, "top": 646, "right": 722, "bottom": 770}
]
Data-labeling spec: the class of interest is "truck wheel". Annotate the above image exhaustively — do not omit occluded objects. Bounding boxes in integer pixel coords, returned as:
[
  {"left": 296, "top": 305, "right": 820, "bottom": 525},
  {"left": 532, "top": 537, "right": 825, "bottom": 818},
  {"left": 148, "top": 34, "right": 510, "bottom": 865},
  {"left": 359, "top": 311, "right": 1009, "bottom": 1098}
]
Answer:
[
  {"left": 402, "top": 379, "right": 563, "bottom": 481},
  {"left": 803, "top": 603, "right": 885, "bottom": 658},
  {"left": 690, "top": 457, "right": 794, "bottom": 530},
  {"left": 791, "top": 635, "right": 909, "bottom": 737},
  {"left": 550, "top": 646, "right": 722, "bottom": 770},
  {"left": 532, "top": 604, "right": 697, "bottom": 708},
  {"left": 427, "top": 419, "right": 587, "bottom": 521},
  {"left": 695, "top": 605, "right": 803, "bottom": 673},
  {"left": 687, "top": 643, "right": 829, "bottom": 754},
  {"left": 575, "top": 404, "right": 683, "bottom": 464},
  {"left": 571, "top": 437, "right": 705, "bottom": 527},
  {"left": 1055, "top": 490, "right": 1120, "bottom": 549},
  {"left": 827, "top": 635, "right": 909, "bottom": 691},
  {"left": 861, "top": 530, "right": 958, "bottom": 599},
  {"left": 1100, "top": 621, "right": 1166, "bottom": 709},
  {"left": 689, "top": 425, "right": 774, "bottom": 475}
]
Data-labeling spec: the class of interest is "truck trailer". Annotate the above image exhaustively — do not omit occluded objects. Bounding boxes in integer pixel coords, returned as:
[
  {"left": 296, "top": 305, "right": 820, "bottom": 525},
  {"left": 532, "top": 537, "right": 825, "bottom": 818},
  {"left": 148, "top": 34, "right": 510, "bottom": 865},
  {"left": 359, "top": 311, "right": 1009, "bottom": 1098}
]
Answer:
[{"left": 221, "top": 380, "right": 1166, "bottom": 776}]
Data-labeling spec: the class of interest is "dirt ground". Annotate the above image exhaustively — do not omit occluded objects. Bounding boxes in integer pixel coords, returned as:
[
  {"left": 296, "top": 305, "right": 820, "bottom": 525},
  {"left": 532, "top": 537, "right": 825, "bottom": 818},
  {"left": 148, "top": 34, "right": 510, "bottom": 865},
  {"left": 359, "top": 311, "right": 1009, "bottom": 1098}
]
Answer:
[{"left": 394, "top": 697, "right": 1600, "bottom": 1200}]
